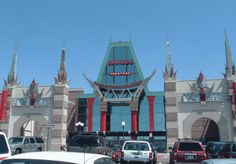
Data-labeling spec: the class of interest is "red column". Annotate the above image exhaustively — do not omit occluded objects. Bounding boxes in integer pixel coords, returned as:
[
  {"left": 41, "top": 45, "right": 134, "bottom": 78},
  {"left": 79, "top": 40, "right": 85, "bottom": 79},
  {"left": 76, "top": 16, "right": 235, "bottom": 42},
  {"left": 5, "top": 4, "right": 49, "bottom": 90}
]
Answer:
[
  {"left": 147, "top": 96, "right": 155, "bottom": 132},
  {"left": 100, "top": 111, "right": 107, "bottom": 132},
  {"left": 233, "top": 82, "right": 236, "bottom": 111},
  {"left": 87, "top": 98, "right": 95, "bottom": 132},
  {"left": 131, "top": 110, "right": 138, "bottom": 140}
]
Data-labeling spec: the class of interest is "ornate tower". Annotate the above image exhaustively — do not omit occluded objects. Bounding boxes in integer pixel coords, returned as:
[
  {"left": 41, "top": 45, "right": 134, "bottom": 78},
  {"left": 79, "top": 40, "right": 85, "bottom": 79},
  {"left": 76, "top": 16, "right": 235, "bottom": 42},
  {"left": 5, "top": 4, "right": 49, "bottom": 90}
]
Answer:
[
  {"left": 51, "top": 48, "right": 69, "bottom": 150},
  {"left": 225, "top": 31, "right": 236, "bottom": 79},
  {"left": 0, "top": 48, "right": 19, "bottom": 136},
  {"left": 163, "top": 39, "right": 178, "bottom": 149}
]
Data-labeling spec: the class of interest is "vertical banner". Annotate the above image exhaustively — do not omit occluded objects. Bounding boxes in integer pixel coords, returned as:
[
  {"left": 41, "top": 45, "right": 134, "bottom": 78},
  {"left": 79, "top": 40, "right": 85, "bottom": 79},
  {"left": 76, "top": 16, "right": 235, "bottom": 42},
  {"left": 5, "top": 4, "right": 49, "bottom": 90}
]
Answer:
[{"left": 0, "top": 90, "right": 8, "bottom": 120}]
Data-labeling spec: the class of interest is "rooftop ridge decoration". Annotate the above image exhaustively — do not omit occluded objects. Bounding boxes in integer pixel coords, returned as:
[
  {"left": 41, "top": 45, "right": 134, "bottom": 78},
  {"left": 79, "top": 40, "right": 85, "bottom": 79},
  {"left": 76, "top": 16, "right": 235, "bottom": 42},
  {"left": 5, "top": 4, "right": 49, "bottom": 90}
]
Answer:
[
  {"left": 83, "top": 70, "right": 156, "bottom": 102},
  {"left": 189, "top": 72, "right": 214, "bottom": 93},
  {"left": 4, "top": 48, "right": 20, "bottom": 87},
  {"left": 224, "top": 30, "right": 236, "bottom": 78},
  {"left": 23, "top": 79, "right": 44, "bottom": 108},
  {"left": 55, "top": 48, "right": 68, "bottom": 85},
  {"left": 163, "top": 39, "right": 176, "bottom": 80}
]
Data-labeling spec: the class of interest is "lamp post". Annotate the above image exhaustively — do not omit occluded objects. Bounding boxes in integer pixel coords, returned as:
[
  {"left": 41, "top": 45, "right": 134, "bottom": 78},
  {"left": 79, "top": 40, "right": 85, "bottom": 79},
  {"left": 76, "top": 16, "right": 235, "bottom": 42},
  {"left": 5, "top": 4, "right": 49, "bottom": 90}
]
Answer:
[
  {"left": 121, "top": 121, "right": 125, "bottom": 143},
  {"left": 75, "top": 121, "right": 84, "bottom": 134}
]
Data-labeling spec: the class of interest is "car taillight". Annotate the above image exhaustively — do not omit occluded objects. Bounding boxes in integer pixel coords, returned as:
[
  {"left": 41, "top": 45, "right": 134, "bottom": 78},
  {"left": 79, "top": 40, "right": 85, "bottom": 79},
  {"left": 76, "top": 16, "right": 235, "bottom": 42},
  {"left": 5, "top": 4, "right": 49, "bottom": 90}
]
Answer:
[
  {"left": 225, "top": 154, "right": 232, "bottom": 158},
  {"left": 149, "top": 152, "right": 153, "bottom": 159},
  {"left": 175, "top": 152, "right": 184, "bottom": 159},
  {"left": 97, "top": 148, "right": 103, "bottom": 154},
  {"left": 0, "top": 157, "right": 7, "bottom": 160},
  {"left": 197, "top": 153, "right": 207, "bottom": 160},
  {"left": 121, "top": 151, "right": 124, "bottom": 157}
]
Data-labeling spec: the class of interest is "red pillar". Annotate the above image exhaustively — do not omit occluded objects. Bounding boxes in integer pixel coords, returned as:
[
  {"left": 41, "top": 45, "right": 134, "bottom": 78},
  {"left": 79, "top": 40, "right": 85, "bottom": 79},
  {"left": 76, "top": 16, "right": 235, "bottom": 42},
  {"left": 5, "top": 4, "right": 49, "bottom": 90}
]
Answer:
[
  {"left": 233, "top": 82, "right": 236, "bottom": 111},
  {"left": 87, "top": 98, "right": 95, "bottom": 132},
  {"left": 131, "top": 110, "right": 138, "bottom": 140},
  {"left": 147, "top": 96, "right": 155, "bottom": 132},
  {"left": 0, "top": 90, "right": 8, "bottom": 120},
  {"left": 100, "top": 111, "right": 107, "bottom": 132}
]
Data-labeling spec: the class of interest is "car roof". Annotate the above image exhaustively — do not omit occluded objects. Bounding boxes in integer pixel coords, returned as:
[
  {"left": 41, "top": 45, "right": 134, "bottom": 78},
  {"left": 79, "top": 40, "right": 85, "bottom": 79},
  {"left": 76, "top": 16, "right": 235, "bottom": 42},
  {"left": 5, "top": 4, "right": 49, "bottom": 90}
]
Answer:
[
  {"left": 124, "top": 140, "right": 150, "bottom": 143},
  {"left": 4, "top": 151, "right": 109, "bottom": 163},
  {"left": 201, "top": 158, "right": 236, "bottom": 164}
]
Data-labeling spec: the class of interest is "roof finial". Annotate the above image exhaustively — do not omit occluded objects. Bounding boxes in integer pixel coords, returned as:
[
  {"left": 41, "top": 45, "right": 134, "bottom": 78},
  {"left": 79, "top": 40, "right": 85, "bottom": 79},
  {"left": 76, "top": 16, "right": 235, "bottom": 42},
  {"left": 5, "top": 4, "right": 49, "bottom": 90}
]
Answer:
[
  {"left": 109, "top": 36, "right": 112, "bottom": 43},
  {"left": 54, "top": 48, "right": 68, "bottom": 85},
  {"left": 62, "top": 40, "right": 66, "bottom": 50},
  {"left": 129, "top": 35, "right": 132, "bottom": 42},
  {"left": 224, "top": 29, "right": 234, "bottom": 77},
  {"left": 4, "top": 46, "right": 19, "bottom": 86},
  {"left": 163, "top": 36, "right": 176, "bottom": 80}
]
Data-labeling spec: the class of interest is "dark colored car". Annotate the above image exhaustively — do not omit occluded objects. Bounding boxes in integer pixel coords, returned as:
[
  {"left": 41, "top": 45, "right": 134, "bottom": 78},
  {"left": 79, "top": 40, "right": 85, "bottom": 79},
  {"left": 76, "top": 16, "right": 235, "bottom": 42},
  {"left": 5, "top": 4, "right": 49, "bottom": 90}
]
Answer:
[
  {"left": 111, "top": 145, "right": 121, "bottom": 163},
  {"left": 205, "top": 141, "right": 224, "bottom": 159},
  {"left": 67, "top": 135, "right": 111, "bottom": 156},
  {"left": 169, "top": 139, "right": 207, "bottom": 164},
  {"left": 218, "top": 141, "right": 236, "bottom": 158}
]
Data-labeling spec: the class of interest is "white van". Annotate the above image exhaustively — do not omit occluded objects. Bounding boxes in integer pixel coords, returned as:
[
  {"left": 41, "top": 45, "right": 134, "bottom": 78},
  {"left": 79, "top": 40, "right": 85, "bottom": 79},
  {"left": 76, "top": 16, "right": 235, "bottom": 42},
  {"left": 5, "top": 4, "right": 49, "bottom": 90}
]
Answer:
[{"left": 0, "top": 132, "right": 11, "bottom": 161}]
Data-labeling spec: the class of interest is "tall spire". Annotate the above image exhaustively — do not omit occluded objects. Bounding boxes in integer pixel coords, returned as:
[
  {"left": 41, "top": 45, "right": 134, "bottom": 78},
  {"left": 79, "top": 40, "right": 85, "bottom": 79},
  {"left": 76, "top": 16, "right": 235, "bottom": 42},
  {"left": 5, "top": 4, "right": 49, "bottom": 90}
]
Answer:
[
  {"left": 224, "top": 30, "right": 235, "bottom": 77},
  {"left": 55, "top": 48, "right": 68, "bottom": 85},
  {"left": 4, "top": 47, "right": 19, "bottom": 86},
  {"left": 163, "top": 38, "right": 176, "bottom": 80}
]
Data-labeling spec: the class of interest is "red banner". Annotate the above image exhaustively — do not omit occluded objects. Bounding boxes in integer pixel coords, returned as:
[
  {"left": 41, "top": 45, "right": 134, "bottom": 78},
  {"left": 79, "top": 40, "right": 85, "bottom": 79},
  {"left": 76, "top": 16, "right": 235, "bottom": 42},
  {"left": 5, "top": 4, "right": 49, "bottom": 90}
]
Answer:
[{"left": 0, "top": 90, "right": 8, "bottom": 120}]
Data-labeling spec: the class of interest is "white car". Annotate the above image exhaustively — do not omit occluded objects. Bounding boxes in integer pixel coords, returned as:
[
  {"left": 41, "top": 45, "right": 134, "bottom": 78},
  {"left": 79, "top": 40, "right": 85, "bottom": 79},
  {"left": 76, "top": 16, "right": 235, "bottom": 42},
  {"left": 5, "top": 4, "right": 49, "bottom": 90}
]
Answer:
[
  {"left": 120, "top": 140, "right": 156, "bottom": 164},
  {"left": 200, "top": 158, "right": 236, "bottom": 164},
  {"left": 1, "top": 151, "right": 115, "bottom": 164},
  {"left": 0, "top": 132, "right": 11, "bottom": 161}
]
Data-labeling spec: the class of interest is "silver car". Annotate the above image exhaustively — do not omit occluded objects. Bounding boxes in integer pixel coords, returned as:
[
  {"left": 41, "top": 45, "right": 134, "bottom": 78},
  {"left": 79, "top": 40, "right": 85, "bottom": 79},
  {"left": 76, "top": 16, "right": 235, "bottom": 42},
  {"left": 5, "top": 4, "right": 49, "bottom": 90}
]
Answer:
[
  {"left": 120, "top": 140, "right": 156, "bottom": 164},
  {"left": 8, "top": 136, "right": 43, "bottom": 155}
]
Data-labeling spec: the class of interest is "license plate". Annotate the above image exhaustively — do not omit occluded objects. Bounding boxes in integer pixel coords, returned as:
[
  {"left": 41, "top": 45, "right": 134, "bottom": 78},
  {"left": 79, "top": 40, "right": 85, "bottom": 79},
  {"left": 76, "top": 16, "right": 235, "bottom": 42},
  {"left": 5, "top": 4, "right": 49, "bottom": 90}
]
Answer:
[
  {"left": 186, "top": 155, "right": 195, "bottom": 160},
  {"left": 132, "top": 152, "right": 142, "bottom": 155}
]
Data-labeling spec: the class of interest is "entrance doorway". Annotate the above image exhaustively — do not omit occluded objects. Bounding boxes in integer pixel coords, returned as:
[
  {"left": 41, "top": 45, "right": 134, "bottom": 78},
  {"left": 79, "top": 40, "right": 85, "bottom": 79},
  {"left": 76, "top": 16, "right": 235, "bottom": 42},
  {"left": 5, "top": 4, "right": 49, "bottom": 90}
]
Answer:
[
  {"left": 20, "top": 120, "right": 43, "bottom": 136},
  {"left": 191, "top": 117, "right": 220, "bottom": 144}
]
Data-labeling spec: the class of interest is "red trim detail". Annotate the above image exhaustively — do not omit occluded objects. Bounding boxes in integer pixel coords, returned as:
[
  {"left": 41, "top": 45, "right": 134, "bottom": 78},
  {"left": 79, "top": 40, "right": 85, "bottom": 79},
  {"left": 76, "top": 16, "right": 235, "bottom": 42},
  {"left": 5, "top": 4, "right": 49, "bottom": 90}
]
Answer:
[
  {"left": 147, "top": 96, "right": 155, "bottom": 131},
  {"left": 100, "top": 111, "right": 107, "bottom": 132},
  {"left": 131, "top": 111, "right": 138, "bottom": 140},
  {"left": 0, "top": 90, "right": 8, "bottom": 120},
  {"left": 87, "top": 98, "right": 95, "bottom": 132},
  {"left": 233, "top": 82, "right": 236, "bottom": 111}
]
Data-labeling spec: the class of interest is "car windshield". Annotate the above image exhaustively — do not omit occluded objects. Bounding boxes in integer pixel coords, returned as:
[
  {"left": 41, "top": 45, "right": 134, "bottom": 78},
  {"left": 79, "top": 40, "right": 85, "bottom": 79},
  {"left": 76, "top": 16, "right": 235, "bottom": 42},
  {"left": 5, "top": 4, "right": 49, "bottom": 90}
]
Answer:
[
  {"left": 1, "top": 159, "right": 76, "bottom": 164},
  {"left": 0, "top": 135, "right": 9, "bottom": 154},
  {"left": 178, "top": 142, "right": 203, "bottom": 151},
  {"left": 70, "top": 136, "right": 100, "bottom": 147},
  {"left": 8, "top": 138, "right": 23, "bottom": 144},
  {"left": 212, "top": 143, "right": 224, "bottom": 152},
  {"left": 124, "top": 143, "right": 149, "bottom": 151}
]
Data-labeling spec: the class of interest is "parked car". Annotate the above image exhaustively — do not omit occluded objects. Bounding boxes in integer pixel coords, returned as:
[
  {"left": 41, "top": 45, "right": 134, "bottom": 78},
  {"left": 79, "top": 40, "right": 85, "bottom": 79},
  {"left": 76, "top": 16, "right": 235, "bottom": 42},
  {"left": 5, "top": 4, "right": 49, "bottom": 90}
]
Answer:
[
  {"left": 218, "top": 141, "right": 236, "bottom": 158},
  {"left": 200, "top": 158, "right": 236, "bottom": 164},
  {"left": 205, "top": 141, "right": 225, "bottom": 159},
  {"left": 120, "top": 140, "right": 156, "bottom": 164},
  {"left": 67, "top": 135, "right": 112, "bottom": 156},
  {"left": 0, "top": 132, "right": 11, "bottom": 161},
  {"left": 111, "top": 145, "right": 121, "bottom": 163},
  {"left": 169, "top": 139, "right": 207, "bottom": 164},
  {"left": 8, "top": 136, "right": 44, "bottom": 155},
  {"left": 1, "top": 151, "right": 115, "bottom": 164}
]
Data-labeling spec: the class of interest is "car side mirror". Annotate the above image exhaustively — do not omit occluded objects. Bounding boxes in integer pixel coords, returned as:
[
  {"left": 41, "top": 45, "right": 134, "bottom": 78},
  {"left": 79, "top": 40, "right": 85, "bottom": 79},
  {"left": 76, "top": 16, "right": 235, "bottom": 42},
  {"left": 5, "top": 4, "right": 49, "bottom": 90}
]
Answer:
[{"left": 168, "top": 146, "right": 173, "bottom": 150}]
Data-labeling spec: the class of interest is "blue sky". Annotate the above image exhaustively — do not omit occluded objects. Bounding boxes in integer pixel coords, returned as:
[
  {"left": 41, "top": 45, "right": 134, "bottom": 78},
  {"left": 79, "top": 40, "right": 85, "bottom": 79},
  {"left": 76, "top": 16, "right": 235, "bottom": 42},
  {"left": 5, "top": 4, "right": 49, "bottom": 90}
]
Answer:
[{"left": 0, "top": 0, "right": 235, "bottom": 93}]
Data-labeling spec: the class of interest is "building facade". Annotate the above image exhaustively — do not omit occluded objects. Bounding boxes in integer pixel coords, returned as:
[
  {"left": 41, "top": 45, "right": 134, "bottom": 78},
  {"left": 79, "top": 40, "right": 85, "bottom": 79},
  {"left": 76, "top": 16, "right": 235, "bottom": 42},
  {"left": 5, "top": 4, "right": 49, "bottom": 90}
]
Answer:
[
  {"left": 77, "top": 41, "right": 166, "bottom": 150},
  {"left": 165, "top": 32, "right": 236, "bottom": 148},
  {"left": 0, "top": 48, "right": 83, "bottom": 151}
]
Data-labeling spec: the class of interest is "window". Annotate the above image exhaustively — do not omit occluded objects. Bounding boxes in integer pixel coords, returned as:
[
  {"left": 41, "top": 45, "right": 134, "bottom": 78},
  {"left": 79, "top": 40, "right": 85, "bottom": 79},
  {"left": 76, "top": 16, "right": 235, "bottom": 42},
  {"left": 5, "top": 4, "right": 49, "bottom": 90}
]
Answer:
[
  {"left": 232, "top": 144, "right": 236, "bottom": 152},
  {"left": 30, "top": 138, "right": 35, "bottom": 144},
  {"left": 0, "top": 135, "right": 9, "bottom": 154},
  {"left": 178, "top": 142, "right": 203, "bottom": 151},
  {"left": 24, "top": 138, "right": 29, "bottom": 144}
]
